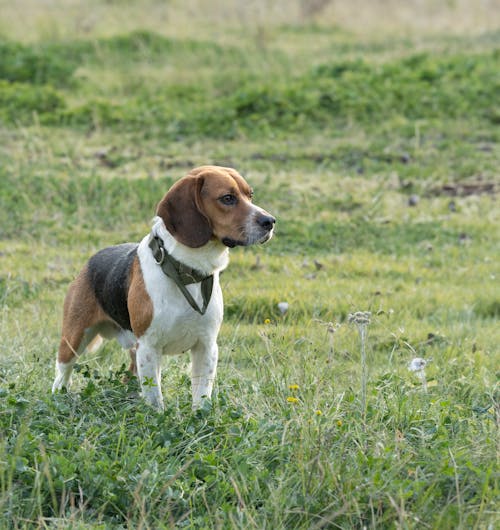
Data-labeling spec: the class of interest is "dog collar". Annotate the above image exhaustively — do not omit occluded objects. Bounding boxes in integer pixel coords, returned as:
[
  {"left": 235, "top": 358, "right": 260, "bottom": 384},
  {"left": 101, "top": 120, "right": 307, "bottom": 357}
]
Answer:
[{"left": 148, "top": 235, "right": 214, "bottom": 315}]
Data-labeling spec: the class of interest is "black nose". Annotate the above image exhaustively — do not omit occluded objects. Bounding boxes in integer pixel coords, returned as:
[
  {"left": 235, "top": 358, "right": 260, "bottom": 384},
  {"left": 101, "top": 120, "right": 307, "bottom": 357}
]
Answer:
[{"left": 258, "top": 214, "right": 276, "bottom": 230}]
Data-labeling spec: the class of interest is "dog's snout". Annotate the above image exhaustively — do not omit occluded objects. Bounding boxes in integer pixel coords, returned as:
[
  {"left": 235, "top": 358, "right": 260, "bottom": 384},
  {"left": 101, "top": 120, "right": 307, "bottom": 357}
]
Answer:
[{"left": 258, "top": 214, "right": 276, "bottom": 231}]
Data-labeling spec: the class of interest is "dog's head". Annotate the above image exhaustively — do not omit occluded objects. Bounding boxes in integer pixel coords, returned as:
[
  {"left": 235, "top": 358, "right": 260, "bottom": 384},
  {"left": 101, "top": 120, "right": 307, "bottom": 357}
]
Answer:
[{"left": 156, "top": 165, "right": 275, "bottom": 248}]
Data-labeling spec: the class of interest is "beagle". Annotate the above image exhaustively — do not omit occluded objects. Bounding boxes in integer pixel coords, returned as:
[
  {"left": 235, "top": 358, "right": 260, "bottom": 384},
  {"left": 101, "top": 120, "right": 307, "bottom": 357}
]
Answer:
[{"left": 52, "top": 165, "right": 275, "bottom": 410}]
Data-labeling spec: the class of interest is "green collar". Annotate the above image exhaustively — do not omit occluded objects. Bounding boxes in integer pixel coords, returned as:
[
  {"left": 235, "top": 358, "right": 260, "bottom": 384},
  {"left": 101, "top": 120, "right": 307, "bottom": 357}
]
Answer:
[{"left": 148, "top": 235, "right": 214, "bottom": 315}]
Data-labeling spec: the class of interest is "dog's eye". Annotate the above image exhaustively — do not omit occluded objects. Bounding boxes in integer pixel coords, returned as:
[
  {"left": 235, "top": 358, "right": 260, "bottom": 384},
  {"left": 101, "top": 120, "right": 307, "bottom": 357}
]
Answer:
[{"left": 219, "top": 194, "right": 237, "bottom": 206}]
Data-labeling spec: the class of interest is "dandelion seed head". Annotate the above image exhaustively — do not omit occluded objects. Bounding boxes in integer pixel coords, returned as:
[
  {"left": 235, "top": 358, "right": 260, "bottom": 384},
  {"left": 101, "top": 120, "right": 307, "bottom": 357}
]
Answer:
[
  {"left": 408, "top": 357, "right": 428, "bottom": 372},
  {"left": 277, "top": 302, "right": 289, "bottom": 315}
]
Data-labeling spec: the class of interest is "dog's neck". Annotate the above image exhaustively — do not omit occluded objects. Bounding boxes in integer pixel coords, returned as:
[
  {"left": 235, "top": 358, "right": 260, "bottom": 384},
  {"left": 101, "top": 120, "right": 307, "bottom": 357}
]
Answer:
[{"left": 150, "top": 216, "right": 229, "bottom": 276}]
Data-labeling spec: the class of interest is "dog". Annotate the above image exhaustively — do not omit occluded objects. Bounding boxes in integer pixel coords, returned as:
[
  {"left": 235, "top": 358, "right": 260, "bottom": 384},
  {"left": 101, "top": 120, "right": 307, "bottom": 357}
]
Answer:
[{"left": 52, "top": 165, "right": 275, "bottom": 410}]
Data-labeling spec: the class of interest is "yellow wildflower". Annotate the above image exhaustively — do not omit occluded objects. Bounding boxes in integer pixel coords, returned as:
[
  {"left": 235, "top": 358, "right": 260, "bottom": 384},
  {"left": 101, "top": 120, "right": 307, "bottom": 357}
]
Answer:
[
  {"left": 288, "top": 384, "right": 300, "bottom": 391},
  {"left": 336, "top": 419, "right": 343, "bottom": 427},
  {"left": 315, "top": 410, "right": 323, "bottom": 416},
  {"left": 264, "top": 318, "right": 271, "bottom": 325},
  {"left": 286, "top": 396, "right": 299, "bottom": 404}
]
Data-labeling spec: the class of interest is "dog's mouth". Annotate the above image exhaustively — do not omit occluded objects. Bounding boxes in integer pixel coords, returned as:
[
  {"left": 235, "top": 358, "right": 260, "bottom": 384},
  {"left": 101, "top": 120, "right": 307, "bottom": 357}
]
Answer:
[
  {"left": 256, "top": 230, "right": 273, "bottom": 245},
  {"left": 222, "top": 229, "right": 274, "bottom": 248}
]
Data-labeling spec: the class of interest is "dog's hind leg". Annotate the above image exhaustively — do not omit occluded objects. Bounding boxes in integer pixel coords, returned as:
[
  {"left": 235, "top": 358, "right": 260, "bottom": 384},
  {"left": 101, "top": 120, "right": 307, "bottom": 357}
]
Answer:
[
  {"left": 53, "top": 326, "right": 99, "bottom": 391},
  {"left": 52, "top": 266, "right": 110, "bottom": 392}
]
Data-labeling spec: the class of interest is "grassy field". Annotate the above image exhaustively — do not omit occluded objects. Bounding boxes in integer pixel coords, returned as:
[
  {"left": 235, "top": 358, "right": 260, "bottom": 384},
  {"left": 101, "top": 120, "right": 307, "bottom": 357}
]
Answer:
[{"left": 0, "top": 1, "right": 499, "bottom": 528}]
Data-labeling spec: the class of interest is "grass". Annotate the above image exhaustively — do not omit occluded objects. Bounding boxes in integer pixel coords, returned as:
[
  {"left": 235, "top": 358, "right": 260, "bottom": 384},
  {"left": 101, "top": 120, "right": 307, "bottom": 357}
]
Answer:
[{"left": 0, "top": 1, "right": 499, "bottom": 528}]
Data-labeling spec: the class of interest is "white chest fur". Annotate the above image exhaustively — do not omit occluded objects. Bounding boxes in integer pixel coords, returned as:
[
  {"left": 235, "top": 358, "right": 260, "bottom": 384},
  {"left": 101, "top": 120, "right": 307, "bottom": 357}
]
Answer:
[{"left": 136, "top": 219, "right": 228, "bottom": 355}]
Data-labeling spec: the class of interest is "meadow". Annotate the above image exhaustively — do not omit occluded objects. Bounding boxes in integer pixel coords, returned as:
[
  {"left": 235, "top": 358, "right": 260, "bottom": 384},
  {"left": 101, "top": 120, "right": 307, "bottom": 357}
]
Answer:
[{"left": 0, "top": 1, "right": 499, "bottom": 528}]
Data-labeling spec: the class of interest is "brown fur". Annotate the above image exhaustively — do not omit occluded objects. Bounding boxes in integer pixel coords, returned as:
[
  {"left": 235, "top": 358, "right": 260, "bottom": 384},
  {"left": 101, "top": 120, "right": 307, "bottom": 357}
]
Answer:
[
  {"left": 156, "top": 174, "right": 212, "bottom": 248},
  {"left": 57, "top": 266, "right": 112, "bottom": 364},
  {"left": 128, "top": 256, "right": 154, "bottom": 337},
  {"left": 196, "top": 167, "right": 255, "bottom": 243}
]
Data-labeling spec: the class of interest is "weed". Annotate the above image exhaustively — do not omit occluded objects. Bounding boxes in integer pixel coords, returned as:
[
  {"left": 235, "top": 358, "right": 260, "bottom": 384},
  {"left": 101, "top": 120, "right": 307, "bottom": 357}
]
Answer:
[{"left": 348, "top": 311, "right": 371, "bottom": 418}]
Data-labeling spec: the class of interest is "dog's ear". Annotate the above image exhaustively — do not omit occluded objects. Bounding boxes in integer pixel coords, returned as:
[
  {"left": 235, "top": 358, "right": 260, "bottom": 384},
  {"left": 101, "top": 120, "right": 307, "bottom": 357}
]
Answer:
[{"left": 156, "top": 175, "right": 212, "bottom": 248}]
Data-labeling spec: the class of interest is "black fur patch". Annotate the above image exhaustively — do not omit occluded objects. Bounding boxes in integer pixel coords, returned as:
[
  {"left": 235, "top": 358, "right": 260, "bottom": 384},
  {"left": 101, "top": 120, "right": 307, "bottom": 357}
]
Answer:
[{"left": 87, "top": 243, "right": 139, "bottom": 331}]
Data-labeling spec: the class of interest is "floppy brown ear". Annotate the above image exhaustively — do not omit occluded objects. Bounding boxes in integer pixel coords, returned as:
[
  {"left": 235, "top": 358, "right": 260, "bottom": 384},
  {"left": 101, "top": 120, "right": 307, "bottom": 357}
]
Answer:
[{"left": 156, "top": 175, "right": 212, "bottom": 248}]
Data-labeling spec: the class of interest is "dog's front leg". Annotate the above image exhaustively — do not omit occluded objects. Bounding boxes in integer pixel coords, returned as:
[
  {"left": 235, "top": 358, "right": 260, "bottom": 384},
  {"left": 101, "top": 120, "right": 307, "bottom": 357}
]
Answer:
[
  {"left": 136, "top": 341, "right": 164, "bottom": 410},
  {"left": 190, "top": 341, "right": 218, "bottom": 410}
]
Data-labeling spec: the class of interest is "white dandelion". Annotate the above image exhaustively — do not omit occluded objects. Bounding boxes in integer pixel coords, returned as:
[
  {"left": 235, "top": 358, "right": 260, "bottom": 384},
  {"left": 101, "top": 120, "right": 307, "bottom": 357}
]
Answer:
[
  {"left": 277, "top": 302, "right": 289, "bottom": 315},
  {"left": 408, "top": 357, "right": 430, "bottom": 392}
]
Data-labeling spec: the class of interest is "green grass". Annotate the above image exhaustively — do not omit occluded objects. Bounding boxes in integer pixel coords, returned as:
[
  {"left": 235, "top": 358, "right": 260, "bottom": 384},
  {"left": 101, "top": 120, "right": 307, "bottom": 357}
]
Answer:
[{"left": 0, "top": 1, "right": 499, "bottom": 528}]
